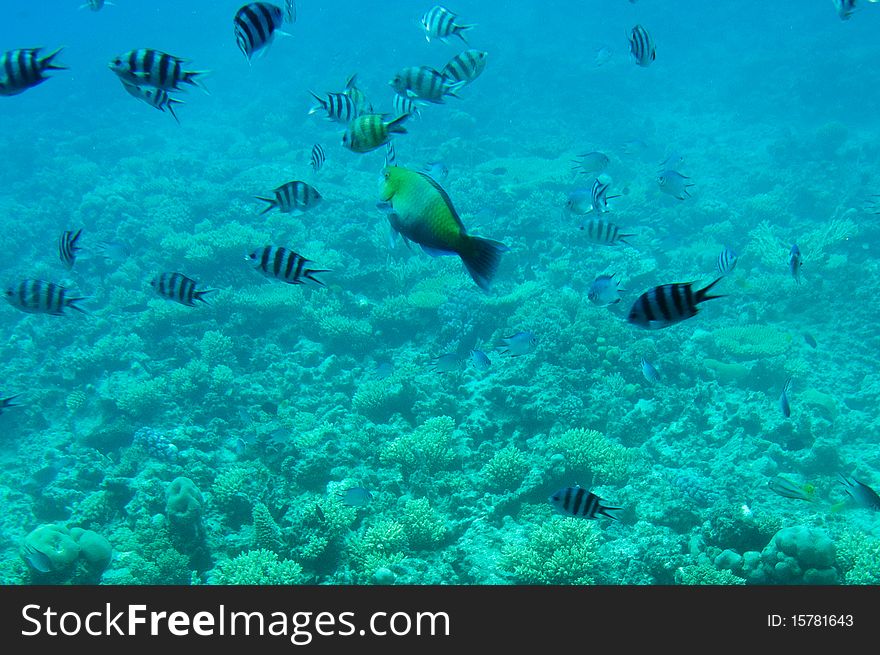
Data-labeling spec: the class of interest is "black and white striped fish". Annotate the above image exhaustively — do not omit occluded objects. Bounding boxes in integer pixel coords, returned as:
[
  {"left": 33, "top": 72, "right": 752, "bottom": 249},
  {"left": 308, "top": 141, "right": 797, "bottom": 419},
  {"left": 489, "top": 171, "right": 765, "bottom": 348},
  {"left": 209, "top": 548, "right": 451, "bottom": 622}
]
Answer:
[
  {"left": 390, "top": 66, "right": 464, "bottom": 104},
  {"left": 109, "top": 49, "right": 208, "bottom": 93},
  {"left": 716, "top": 246, "right": 738, "bottom": 276},
  {"left": 384, "top": 142, "right": 396, "bottom": 167},
  {"left": 308, "top": 91, "right": 359, "bottom": 123},
  {"left": 59, "top": 229, "right": 83, "bottom": 270},
  {"left": 256, "top": 181, "right": 322, "bottom": 215},
  {"left": 120, "top": 80, "right": 184, "bottom": 123},
  {"left": 233, "top": 2, "right": 294, "bottom": 63},
  {"left": 0, "top": 48, "right": 66, "bottom": 96},
  {"left": 629, "top": 24, "right": 656, "bottom": 67},
  {"left": 580, "top": 218, "right": 633, "bottom": 246},
  {"left": 441, "top": 49, "right": 488, "bottom": 85},
  {"left": 247, "top": 246, "right": 328, "bottom": 286},
  {"left": 344, "top": 74, "right": 372, "bottom": 114},
  {"left": 392, "top": 93, "right": 421, "bottom": 119},
  {"left": 151, "top": 272, "right": 215, "bottom": 307},
  {"left": 310, "top": 144, "right": 325, "bottom": 173},
  {"left": 627, "top": 278, "right": 724, "bottom": 329},
  {"left": 420, "top": 5, "right": 475, "bottom": 44},
  {"left": 549, "top": 485, "right": 622, "bottom": 521},
  {"left": 779, "top": 377, "right": 792, "bottom": 418},
  {"left": 590, "top": 178, "right": 620, "bottom": 215},
  {"left": 4, "top": 279, "right": 87, "bottom": 316}
]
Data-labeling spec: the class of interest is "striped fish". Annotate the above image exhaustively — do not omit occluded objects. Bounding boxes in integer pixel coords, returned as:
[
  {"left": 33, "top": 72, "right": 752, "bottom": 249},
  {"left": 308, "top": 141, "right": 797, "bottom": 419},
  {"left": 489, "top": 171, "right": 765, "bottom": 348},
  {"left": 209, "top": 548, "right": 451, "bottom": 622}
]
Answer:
[
  {"left": 780, "top": 377, "right": 792, "bottom": 418},
  {"left": 247, "top": 246, "right": 328, "bottom": 286},
  {"left": 580, "top": 218, "right": 633, "bottom": 246},
  {"left": 627, "top": 278, "right": 724, "bottom": 329},
  {"left": 4, "top": 279, "right": 87, "bottom": 316},
  {"left": 109, "top": 49, "right": 208, "bottom": 93},
  {"left": 256, "top": 181, "right": 322, "bottom": 215},
  {"left": 0, "top": 48, "right": 66, "bottom": 96},
  {"left": 384, "top": 142, "right": 396, "bottom": 167},
  {"left": 120, "top": 80, "right": 184, "bottom": 123},
  {"left": 151, "top": 272, "right": 215, "bottom": 307},
  {"left": 344, "top": 74, "right": 372, "bottom": 114},
  {"left": 342, "top": 113, "right": 409, "bottom": 153},
  {"left": 392, "top": 93, "right": 421, "bottom": 119},
  {"left": 441, "top": 49, "right": 488, "bottom": 85},
  {"left": 234, "top": 2, "right": 293, "bottom": 63},
  {"left": 629, "top": 24, "right": 656, "bottom": 67},
  {"left": 549, "top": 485, "right": 622, "bottom": 521},
  {"left": 590, "top": 178, "right": 620, "bottom": 215},
  {"left": 421, "top": 5, "right": 475, "bottom": 44},
  {"left": 716, "top": 246, "right": 738, "bottom": 276},
  {"left": 390, "top": 66, "right": 464, "bottom": 104},
  {"left": 310, "top": 144, "right": 325, "bottom": 173},
  {"left": 640, "top": 356, "right": 660, "bottom": 384},
  {"left": 308, "top": 91, "right": 359, "bottom": 123},
  {"left": 59, "top": 229, "right": 83, "bottom": 270}
]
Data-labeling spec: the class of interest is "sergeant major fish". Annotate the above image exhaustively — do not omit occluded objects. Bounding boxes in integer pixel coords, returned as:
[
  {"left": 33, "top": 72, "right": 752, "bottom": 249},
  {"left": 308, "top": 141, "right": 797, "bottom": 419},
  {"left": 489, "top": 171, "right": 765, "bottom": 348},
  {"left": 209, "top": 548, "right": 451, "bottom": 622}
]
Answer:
[
  {"left": 343, "top": 113, "right": 409, "bottom": 153},
  {"left": 580, "top": 218, "right": 633, "bottom": 246},
  {"left": 590, "top": 177, "right": 620, "bottom": 215},
  {"left": 233, "top": 2, "right": 295, "bottom": 63},
  {"left": 308, "top": 91, "right": 360, "bottom": 123},
  {"left": 310, "top": 143, "right": 325, "bottom": 173},
  {"left": 391, "top": 66, "right": 464, "bottom": 104},
  {"left": 151, "top": 272, "right": 215, "bottom": 307},
  {"left": 392, "top": 94, "right": 421, "bottom": 119},
  {"left": 378, "top": 166, "right": 507, "bottom": 291},
  {"left": 0, "top": 393, "right": 23, "bottom": 416},
  {"left": 420, "top": 5, "right": 475, "bottom": 44},
  {"left": 4, "top": 279, "right": 87, "bottom": 316},
  {"left": 549, "top": 485, "right": 622, "bottom": 521},
  {"left": 109, "top": 49, "right": 208, "bottom": 93},
  {"left": 59, "top": 229, "right": 83, "bottom": 270},
  {"left": 344, "top": 74, "right": 372, "bottom": 114},
  {"left": 627, "top": 278, "right": 724, "bottom": 329},
  {"left": 0, "top": 48, "right": 66, "bottom": 96},
  {"left": 441, "top": 50, "right": 488, "bottom": 85},
  {"left": 779, "top": 377, "right": 792, "bottom": 418},
  {"left": 716, "top": 246, "right": 738, "bottom": 276},
  {"left": 629, "top": 24, "right": 656, "bottom": 67},
  {"left": 120, "top": 80, "right": 184, "bottom": 123},
  {"left": 247, "top": 246, "right": 328, "bottom": 286},
  {"left": 256, "top": 180, "right": 322, "bottom": 215}
]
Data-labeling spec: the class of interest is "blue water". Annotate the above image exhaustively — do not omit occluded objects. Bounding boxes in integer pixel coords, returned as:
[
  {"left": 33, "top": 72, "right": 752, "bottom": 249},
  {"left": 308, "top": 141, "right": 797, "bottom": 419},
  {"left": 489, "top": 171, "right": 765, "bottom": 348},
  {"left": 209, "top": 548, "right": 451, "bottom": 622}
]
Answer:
[{"left": 1, "top": 0, "right": 879, "bottom": 586}]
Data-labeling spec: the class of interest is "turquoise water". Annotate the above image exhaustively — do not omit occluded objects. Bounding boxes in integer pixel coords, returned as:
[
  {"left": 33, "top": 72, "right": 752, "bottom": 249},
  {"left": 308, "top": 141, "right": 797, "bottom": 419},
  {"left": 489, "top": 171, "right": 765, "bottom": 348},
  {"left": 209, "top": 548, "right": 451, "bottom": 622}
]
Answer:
[{"left": 1, "top": 0, "right": 879, "bottom": 585}]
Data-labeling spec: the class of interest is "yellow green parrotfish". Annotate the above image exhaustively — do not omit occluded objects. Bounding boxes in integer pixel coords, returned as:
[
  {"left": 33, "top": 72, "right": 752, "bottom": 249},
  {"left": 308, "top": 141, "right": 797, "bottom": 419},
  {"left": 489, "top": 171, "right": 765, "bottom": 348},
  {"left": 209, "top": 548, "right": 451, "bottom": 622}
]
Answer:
[
  {"left": 342, "top": 113, "right": 409, "bottom": 153},
  {"left": 378, "top": 166, "right": 508, "bottom": 291}
]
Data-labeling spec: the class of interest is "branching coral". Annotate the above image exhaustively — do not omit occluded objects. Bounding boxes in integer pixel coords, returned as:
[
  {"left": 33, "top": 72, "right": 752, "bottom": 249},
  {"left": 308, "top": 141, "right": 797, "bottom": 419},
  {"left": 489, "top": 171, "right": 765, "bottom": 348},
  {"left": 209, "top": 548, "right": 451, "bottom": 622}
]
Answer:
[
  {"left": 210, "top": 549, "right": 305, "bottom": 585},
  {"left": 546, "top": 427, "right": 633, "bottom": 484},
  {"left": 400, "top": 498, "right": 448, "bottom": 549},
  {"left": 674, "top": 564, "right": 745, "bottom": 585},
  {"left": 481, "top": 446, "right": 531, "bottom": 491},
  {"left": 502, "top": 518, "right": 599, "bottom": 584},
  {"left": 381, "top": 416, "right": 457, "bottom": 476}
]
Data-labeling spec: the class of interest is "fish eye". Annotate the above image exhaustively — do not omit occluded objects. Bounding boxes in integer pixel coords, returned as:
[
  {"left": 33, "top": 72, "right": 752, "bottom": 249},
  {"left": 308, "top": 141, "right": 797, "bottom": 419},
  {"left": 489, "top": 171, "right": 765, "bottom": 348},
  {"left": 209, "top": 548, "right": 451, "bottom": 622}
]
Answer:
[{"left": 384, "top": 171, "right": 390, "bottom": 179}]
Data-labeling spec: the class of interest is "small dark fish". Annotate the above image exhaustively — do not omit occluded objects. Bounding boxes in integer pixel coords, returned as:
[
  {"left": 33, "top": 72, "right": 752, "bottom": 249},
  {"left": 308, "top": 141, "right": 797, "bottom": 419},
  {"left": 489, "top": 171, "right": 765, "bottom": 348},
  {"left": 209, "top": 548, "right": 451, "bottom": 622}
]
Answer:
[
  {"left": 247, "top": 246, "right": 328, "bottom": 286},
  {"left": 716, "top": 246, "right": 738, "bottom": 276},
  {"left": 767, "top": 476, "right": 814, "bottom": 502},
  {"left": 0, "top": 393, "right": 23, "bottom": 416},
  {"left": 658, "top": 170, "right": 694, "bottom": 199},
  {"left": 338, "top": 487, "right": 373, "bottom": 507},
  {"left": 838, "top": 474, "right": 880, "bottom": 510},
  {"left": 308, "top": 90, "right": 360, "bottom": 123},
  {"left": 256, "top": 181, "right": 322, "bottom": 215},
  {"left": 627, "top": 278, "right": 724, "bottom": 329},
  {"left": 120, "top": 80, "right": 185, "bottom": 123},
  {"left": 4, "top": 279, "right": 87, "bottom": 316},
  {"left": 803, "top": 332, "right": 817, "bottom": 349},
  {"left": 59, "top": 229, "right": 83, "bottom": 270},
  {"left": 580, "top": 218, "right": 633, "bottom": 246},
  {"left": 779, "top": 377, "right": 792, "bottom": 418},
  {"left": 373, "top": 361, "right": 395, "bottom": 379},
  {"left": 315, "top": 504, "right": 326, "bottom": 522},
  {"left": 588, "top": 274, "right": 624, "bottom": 307},
  {"left": 430, "top": 353, "right": 462, "bottom": 373},
  {"left": 640, "top": 357, "right": 660, "bottom": 384},
  {"left": 21, "top": 544, "right": 53, "bottom": 573},
  {"left": 629, "top": 24, "right": 656, "bottom": 67},
  {"left": 497, "top": 331, "right": 537, "bottom": 356},
  {"left": 421, "top": 5, "right": 475, "bottom": 44},
  {"left": 151, "top": 272, "right": 215, "bottom": 307},
  {"left": 572, "top": 151, "right": 610, "bottom": 176},
  {"left": 0, "top": 47, "right": 66, "bottom": 96},
  {"left": 109, "top": 49, "right": 208, "bottom": 93},
  {"left": 310, "top": 143, "right": 325, "bottom": 173},
  {"left": 789, "top": 244, "right": 802, "bottom": 285},
  {"left": 470, "top": 349, "right": 490, "bottom": 370},
  {"left": 549, "top": 485, "right": 622, "bottom": 521}
]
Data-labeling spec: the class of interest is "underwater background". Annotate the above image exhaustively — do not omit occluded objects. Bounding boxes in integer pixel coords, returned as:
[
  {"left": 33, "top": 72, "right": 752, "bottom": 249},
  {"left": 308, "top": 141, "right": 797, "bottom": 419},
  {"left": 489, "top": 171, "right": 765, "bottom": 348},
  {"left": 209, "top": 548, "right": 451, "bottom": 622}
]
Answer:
[{"left": 1, "top": 0, "right": 879, "bottom": 585}]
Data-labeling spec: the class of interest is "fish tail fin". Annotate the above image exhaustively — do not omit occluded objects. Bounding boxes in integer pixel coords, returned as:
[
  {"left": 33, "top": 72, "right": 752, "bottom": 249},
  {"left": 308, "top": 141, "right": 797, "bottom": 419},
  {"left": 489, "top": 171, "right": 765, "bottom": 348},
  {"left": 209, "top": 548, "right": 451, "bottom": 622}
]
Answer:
[
  {"left": 696, "top": 276, "right": 725, "bottom": 303},
  {"left": 304, "top": 269, "right": 330, "bottom": 286},
  {"left": 2, "top": 393, "right": 24, "bottom": 409},
  {"left": 444, "top": 79, "right": 467, "bottom": 98},
  {"left": 386, "top": 113, "right": 409, "bottom": 134},
  {"left": 168, "top": 97, "right": 184, "bottom": 124},
  {"left": 194, "top": 289, "right": 217, "bottom": 305},
  {"left": 308, "top": 91, "right": 326, "bottom": 114},
  {"left": 460, "top": 236, "right": 508, "bottom": 292},
  {"left": 599, "top": 503, "right": 623, "bottom": 521},
  {"left": 255, "top": 196, "right": 277, "bottom": 215},
  {"left": 41, "top": 47, "right": 67, "bottom": 71},
  {"left": 184, "top": 70, "right": 211, "bottom": 95},
  {"left": 618, "top": 233, "right": 636, "bottom": 246},
  {"left": 65, "top": 296, "right": 91, "bottom": 316},
  {"left": 456, "top": 24, "right": 476, "bottom": 44}
]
